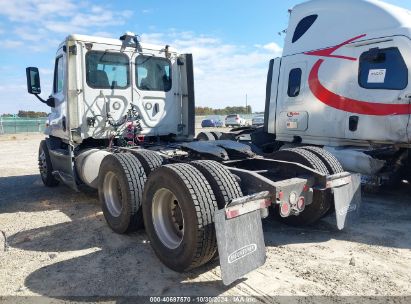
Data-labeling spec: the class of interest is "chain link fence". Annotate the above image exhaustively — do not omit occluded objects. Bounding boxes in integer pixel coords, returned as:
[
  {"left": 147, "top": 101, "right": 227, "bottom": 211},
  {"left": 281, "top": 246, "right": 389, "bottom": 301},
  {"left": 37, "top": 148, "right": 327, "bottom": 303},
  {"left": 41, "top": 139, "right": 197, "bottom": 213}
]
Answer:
[{"left": 0, "top": 117, "right": 47, "bottom": 134}]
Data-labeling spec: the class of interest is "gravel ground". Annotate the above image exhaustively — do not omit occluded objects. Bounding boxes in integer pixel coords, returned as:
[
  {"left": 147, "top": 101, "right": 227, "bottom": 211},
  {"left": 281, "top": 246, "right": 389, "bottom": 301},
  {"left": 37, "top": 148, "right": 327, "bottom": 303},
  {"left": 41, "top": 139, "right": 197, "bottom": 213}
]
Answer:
[{"left": 0, "top": 133, "right": 410, "bottom": 302}]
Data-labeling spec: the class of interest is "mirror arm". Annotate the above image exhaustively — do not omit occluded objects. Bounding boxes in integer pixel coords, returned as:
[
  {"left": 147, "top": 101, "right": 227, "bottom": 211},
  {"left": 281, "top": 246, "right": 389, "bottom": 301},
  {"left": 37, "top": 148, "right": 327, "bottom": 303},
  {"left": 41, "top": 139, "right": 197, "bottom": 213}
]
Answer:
[
  {"left": 34, "top": 94, "right": 47, "bottom": 103},
  {"left": 34, "top": 94, "right": 55, "bottom": 107}
]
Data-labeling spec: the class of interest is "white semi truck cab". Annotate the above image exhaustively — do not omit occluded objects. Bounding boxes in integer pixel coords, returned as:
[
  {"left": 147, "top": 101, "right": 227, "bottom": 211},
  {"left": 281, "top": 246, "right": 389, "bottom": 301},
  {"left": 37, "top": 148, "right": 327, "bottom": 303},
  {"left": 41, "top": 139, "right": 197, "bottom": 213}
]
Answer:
[
  {"left": 262, "top": 0, "right": 411, "bottom": 183},
  {"left": 26, "top": 32, "right": 361, "bottom": 285}
]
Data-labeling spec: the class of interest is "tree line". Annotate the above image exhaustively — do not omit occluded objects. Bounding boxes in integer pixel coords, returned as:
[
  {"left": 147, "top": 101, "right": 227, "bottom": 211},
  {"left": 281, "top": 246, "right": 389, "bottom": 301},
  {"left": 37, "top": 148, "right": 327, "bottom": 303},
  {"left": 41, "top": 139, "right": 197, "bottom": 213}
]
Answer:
[
  {"left": 195, "top": 106, "right": 252, "bottom": 116},
  {"left": 1, "top": 111, "right": 48, "bottom": 118}
]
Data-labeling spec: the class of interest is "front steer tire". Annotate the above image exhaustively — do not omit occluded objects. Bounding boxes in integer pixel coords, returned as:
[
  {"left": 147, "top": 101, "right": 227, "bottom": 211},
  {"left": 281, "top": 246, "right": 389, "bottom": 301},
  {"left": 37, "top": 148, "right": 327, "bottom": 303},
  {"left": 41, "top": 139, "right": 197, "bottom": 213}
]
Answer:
[
  {"left": 98, "top": 153, "right": 146, "bottom": 234},
  {"left": 38, "top": 140, "right": 59, "bottom": 187},
  {"left": 142, "top": 163, "right": 218, "bottom": 272}
]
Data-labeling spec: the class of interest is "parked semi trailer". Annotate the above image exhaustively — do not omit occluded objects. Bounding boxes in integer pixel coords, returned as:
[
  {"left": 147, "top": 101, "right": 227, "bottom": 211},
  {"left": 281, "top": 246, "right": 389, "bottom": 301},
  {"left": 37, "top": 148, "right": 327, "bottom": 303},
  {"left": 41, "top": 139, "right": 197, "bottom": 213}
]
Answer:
[{"left": 26, "top": 32, "right": 360, "bottom": 285}]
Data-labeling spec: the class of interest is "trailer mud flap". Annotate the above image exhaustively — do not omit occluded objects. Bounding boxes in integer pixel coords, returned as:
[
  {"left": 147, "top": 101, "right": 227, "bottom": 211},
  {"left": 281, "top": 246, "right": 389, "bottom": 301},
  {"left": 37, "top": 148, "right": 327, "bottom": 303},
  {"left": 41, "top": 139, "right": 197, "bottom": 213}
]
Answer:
[
  {"left": 214, "top": 209, "right": 266, "bottom": 286},
  {"left": 333, "top": 174, "right": 361, "bottom": 230}
]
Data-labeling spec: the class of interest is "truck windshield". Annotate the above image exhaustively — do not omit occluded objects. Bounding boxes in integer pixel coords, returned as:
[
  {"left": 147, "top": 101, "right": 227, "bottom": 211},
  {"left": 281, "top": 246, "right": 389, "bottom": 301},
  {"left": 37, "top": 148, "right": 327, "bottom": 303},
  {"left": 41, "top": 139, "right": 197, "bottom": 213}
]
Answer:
[
  {"left": 86, "top": 51, "right": 129, "bottom": 89},
  {"left": 136, "top": 55, "right": 171, "bottom": 92}
]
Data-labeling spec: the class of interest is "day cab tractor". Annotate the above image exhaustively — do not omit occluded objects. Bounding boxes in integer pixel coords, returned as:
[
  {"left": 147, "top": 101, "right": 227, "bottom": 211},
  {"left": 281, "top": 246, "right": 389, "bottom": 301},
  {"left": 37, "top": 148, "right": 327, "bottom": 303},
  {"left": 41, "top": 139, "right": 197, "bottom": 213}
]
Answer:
[{"left": 26, "top": 32, "right": 360, "bottom": 285}]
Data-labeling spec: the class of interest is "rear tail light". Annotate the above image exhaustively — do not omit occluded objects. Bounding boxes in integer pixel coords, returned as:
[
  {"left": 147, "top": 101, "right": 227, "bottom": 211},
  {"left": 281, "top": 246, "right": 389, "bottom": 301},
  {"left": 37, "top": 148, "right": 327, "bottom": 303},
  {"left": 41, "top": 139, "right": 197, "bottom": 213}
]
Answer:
[
  {"left": 280, "top": 201, "right": 291, "bottom": 217},
  {"left": 297, "top": 197, "right": 305, "bottom": 211}
]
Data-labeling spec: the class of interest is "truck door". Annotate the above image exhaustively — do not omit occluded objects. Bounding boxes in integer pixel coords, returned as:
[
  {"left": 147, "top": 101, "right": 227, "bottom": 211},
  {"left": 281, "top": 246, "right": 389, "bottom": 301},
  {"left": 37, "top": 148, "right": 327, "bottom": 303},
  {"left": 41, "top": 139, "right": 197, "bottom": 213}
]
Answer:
[
  {"left": 344, "top": 36, "right": 411, "bottom": 144},
  {"left": 275, "top": 56, "right": 323, "bottom": 142},
  {"left": 47, "top": 48, "right": 69, "bottom": 140}
]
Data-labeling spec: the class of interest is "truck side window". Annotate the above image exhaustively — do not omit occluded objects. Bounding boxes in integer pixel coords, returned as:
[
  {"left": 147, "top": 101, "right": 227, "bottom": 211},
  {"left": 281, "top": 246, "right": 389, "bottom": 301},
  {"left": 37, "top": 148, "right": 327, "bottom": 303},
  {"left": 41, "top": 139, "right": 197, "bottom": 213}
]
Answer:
[
  {"left": 359, "top": 47, "right": 408, "bottom": 90},
  {"left": 86, "top": 51, "right": 129, "bottom": 89},
  {"left": 292, "top": 15, "right": 318, "bottom": 43},
  {"left": 136, "top": 55, "right": 172, "bottom": 92},
  {"left": 53, "top": 56, "right": 64, "bottom": 93},
  {"left": 288, "top": 68, "right": 302, "bottom": 97}
]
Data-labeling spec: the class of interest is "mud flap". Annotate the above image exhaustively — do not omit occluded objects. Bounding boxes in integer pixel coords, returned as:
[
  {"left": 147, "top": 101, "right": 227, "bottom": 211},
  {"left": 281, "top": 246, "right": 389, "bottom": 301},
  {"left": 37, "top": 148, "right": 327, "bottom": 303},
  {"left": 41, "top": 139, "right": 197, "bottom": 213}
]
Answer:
[
  {"left": 214, "top": 209, "right": 266, "bottom": 286},
  {"left": 333, "top": 174, "right": 361, "bottom": 230}
]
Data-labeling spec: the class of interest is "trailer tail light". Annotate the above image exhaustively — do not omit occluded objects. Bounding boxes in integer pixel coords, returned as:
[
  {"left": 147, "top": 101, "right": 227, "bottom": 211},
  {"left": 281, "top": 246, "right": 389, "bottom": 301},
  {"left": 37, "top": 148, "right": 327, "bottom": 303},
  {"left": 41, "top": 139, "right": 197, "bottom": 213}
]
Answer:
[
  {"left": 280, "top": 201, "right": 291, "bottom": 217},
  {"left": 289, "top": 192, "right": 297, "bottom": 204},
  {"left": 297, "top": 197, "right": 305, "bottom": 211},
  {"left": 136, "top": 135, "right": 145, "bottom": 142}
]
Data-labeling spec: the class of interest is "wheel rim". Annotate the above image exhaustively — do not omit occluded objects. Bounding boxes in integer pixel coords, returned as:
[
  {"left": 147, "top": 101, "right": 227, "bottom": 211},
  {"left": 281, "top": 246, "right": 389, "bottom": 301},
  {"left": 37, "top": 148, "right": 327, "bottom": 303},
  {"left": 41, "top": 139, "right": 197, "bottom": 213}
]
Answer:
[
  {"left": 103, "top": 171, "right": 123, "bottom": 217},
  {"left": 39, "top": 150, "right": 47, "bottom": 179},
  {"left": 152, "top": 188, "right": 185, "bottom": 249}
]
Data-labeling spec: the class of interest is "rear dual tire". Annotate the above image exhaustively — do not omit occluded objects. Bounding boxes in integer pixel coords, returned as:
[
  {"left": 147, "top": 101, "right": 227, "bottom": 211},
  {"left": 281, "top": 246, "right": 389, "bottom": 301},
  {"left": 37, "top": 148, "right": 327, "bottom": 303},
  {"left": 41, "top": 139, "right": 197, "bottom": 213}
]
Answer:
[
  {"left": 99, "top": 150, "right": 164, "bottom": 234},
  {"left": 98, "top": 153, "right": 146, "bottom": 233},
  {"left": 270, "top": 147, "right": 341, "bottom": 226},
  {"left": 143, "top": 161, "right": 242, "bottom": 271},
  {"left": 143, "top": 163, "right": 219, "bottom": 271}
]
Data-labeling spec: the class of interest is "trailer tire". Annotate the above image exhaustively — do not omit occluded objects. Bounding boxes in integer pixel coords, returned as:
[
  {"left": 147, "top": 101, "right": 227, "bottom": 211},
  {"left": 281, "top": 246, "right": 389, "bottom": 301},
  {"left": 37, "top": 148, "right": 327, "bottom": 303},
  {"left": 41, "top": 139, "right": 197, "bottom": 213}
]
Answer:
[
  {"left": 271, "top": 148, "right": 330, "bottom": 175},
  {"left": 270, "top": 148, "right": 331, "bottom": 226},
  {"left": 143, "top": 163, "right": 218, "bottom": 272},
  {"left": 38, "top": 140, "right": 59, "bottom": 187},
  {"left": 301, "top": 146, "right": 344, "bottom": 174},
  {"left": 210, "top": 131, "right": 222, "bottom": 140},
  {"left": 98, "top": 153, "right": 146, "bottom": 234},
  {"left": 196, "top": 131, "right": 215, "bottom": 141},
  {"left": 191, "top": 160, "right": 243, "bottom": 209},
  {"left": 130, "top": 149, "right": 164, "bottom": 176}
]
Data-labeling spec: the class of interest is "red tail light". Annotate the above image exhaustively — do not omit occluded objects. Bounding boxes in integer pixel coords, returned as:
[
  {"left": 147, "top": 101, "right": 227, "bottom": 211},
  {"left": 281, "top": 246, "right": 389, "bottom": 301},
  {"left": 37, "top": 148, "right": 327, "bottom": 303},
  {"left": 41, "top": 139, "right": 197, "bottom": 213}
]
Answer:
[
  {"left": 297, "top": 197, "right": 305, "bottom": 211},
  {"left": 280, "top": 201, "right": 291, "bottom": 217}
]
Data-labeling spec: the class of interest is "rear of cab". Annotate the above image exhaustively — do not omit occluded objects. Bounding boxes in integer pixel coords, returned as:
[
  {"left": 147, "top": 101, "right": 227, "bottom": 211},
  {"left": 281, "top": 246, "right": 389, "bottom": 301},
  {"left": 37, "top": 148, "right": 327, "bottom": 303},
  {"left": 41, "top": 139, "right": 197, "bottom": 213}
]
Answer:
[
  {"left": 265, "top": 0, "right": 411, "bottom": 147},
  {"left": 47, "top": 34, "right": 195, "bottom": 144}
]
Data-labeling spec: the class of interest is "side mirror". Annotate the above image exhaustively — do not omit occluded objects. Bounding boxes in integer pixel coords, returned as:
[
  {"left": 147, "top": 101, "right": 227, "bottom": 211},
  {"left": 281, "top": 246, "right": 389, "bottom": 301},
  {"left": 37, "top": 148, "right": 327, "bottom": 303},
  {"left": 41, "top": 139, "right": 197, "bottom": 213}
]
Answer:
[{"left": 26, "top": 67, "right": 41, "bottom": 95}]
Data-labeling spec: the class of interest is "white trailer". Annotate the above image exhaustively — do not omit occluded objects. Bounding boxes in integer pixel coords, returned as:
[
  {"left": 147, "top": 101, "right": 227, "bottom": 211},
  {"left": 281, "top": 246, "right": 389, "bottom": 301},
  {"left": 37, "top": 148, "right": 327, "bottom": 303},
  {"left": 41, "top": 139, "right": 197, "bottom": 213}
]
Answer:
[{"left": 26, "top": 32, "right": 360, "bottom": 285}]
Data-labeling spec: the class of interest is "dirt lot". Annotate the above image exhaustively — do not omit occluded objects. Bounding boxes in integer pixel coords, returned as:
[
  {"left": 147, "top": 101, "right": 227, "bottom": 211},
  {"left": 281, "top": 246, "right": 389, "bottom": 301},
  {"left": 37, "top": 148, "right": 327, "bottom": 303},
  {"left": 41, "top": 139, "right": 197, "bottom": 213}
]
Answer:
[{"left": 0, "top": 133, "right": 411, "bottom": 301}]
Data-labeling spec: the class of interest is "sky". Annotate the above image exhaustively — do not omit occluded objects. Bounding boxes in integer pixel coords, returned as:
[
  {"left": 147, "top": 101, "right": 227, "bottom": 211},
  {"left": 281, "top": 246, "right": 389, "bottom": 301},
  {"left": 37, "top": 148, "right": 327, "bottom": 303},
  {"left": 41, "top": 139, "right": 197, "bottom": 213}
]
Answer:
[{"left": 0, "top": 0, "right": 410, "bottom": 114}]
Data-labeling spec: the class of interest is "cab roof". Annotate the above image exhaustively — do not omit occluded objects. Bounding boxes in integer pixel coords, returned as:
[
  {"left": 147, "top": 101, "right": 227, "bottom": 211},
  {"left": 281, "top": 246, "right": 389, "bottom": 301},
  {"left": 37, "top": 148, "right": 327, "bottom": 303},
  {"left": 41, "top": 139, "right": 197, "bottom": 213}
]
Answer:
[
  {"left": 283, "top": 0, "right": 411, "bottom": 56},
  {"left": 59, "top": 33, "right": 177, "bottom": 54}
]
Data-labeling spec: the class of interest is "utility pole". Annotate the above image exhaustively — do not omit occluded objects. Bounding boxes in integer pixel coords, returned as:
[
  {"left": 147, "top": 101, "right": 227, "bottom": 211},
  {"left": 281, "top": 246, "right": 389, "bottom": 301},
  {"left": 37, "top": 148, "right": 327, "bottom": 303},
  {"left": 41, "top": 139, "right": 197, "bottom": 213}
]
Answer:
[
  {"left": 0, "top": 115, "right": 4, "bottom": 135},
  {"left": 245, "top": 94, "right": 248, "bottom": 114}
]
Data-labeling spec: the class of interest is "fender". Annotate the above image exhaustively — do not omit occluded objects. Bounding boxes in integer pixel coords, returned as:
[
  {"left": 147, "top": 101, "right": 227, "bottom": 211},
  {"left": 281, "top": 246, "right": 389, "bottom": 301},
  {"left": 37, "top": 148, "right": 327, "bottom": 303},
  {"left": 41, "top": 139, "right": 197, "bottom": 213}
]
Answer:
[{"left": 305, "top": 34, "right": 411, "bottom": 116}]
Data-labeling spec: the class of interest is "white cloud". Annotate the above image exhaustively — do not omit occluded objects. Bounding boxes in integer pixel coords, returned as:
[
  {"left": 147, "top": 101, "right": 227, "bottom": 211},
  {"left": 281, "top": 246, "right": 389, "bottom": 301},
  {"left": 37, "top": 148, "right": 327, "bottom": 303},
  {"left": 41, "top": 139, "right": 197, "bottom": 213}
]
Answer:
[
  {"left": 0, "top": 77, "right": 52, "bottom": 114},
  {"left": 93, "top": 31, "right": 115, "bottom": 38},
  {"left": 1, "top": 39, "right": 23, "bottom": 48},
  {"left": 0, "top": 0, "right": 284, "bottom": 112},
  {"left": 0, "top": 0, "right": 133, "bottom": 49},
  {"left": 141, "top": 31, "right": 283, "bottom": 111},
  {"left": 261, "top": 42, "right": 283, "bottom": 53}
]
